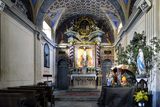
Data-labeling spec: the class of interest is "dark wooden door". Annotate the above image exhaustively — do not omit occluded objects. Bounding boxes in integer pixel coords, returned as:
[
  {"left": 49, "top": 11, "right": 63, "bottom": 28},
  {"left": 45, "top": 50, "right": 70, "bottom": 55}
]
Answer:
[{"left": 57, "top": 59, "right": 69, "bottom": 90}]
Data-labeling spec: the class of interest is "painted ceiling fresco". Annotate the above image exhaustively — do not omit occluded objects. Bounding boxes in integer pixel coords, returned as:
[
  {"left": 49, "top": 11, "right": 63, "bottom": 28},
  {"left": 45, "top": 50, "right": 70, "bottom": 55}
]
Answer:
[{"left": 10, "top": 0, "right": 137, "bottom": 43}]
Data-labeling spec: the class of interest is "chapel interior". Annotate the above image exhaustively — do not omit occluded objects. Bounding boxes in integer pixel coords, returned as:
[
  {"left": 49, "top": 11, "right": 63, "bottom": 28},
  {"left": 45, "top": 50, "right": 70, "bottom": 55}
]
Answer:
[{"left": 0, "top": 0, "right": 160, "bottom": 107}]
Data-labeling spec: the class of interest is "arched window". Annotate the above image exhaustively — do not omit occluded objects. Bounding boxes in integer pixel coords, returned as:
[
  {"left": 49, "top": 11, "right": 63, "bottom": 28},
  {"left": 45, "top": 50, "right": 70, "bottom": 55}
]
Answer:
[
  {"left": 44, "top": 43, "right": 50, "bottom": 68},
  {"left": 43, "top": 21, "right": 52, "bottom": 40}
]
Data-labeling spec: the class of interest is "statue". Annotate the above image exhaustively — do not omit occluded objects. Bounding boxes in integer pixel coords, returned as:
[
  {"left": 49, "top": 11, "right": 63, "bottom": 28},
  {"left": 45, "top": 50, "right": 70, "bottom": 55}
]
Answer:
[{"left": 137, "top": 49, "right": 146, "bottom": 75}]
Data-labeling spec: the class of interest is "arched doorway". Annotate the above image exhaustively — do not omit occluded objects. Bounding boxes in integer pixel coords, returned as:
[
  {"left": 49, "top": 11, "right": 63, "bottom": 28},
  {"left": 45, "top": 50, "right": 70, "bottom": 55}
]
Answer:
[
  {"left": 102, "top": 59, "right": 112, "bottom": 85},
  {"left": 57, "top": 59, "right": 69, "bottom": 90}
]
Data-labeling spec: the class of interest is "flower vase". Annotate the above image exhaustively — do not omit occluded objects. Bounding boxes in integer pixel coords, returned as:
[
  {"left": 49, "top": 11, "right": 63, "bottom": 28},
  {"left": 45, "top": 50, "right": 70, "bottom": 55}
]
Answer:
[{"left": 137, "top": 101, "right": 145, "bottom": 107}]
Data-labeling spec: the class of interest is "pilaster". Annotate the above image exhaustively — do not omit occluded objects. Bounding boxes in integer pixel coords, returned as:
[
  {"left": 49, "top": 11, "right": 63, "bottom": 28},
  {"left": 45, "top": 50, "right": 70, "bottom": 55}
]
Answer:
[
  {"left": 148, "top": 0, "right": 160, "bottom": 106},
  {"left": 34, "top": 31, "right": 43, "bottom": 84}
]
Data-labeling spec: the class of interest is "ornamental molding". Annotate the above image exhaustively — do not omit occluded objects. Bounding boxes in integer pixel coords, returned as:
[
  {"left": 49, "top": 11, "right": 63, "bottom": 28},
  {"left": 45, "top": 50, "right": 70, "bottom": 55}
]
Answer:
[
  {"left": 0, "top": 0, "right": 5, "bottom": 11},
  {"left": 135, "top": 0, "right": 152, "bottom": 13}
]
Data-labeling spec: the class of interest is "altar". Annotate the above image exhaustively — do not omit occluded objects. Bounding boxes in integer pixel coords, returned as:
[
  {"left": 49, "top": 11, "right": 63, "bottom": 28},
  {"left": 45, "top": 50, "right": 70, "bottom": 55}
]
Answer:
[
  {"left": 69, "top": 73, "right": 97, "bottom": 88},
  {"left": 68, "top": 43, "right": 99, "bottom": 88},
  {"left": 64, "top": 17, "right": 104, "bottom": 89}
]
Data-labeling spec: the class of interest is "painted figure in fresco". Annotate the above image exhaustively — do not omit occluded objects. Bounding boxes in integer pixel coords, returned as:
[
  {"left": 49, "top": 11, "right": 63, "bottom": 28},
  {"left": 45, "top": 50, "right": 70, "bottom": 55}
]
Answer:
[
  {"left": 86, "top": 54, "right": 92, "bottom": 66},
  {"left": 78, "top": 47, "right": 93, "bottom": 67},
  {"left": 137, "top": 49, "right": 146, "bottom": 75},
  {"left": 83, "top": 50, "right": 87, "bottom": 66},
  {"left": 80, "top": 51, "right": 91, "bottom": 67},
  {"left": 80, "top": 55, "right": 85, "bottom": 67}
]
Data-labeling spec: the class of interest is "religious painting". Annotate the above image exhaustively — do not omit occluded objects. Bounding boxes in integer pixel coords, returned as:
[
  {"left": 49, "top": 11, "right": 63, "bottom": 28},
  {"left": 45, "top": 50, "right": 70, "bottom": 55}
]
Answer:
[{"left": 77, "top": 46, "right": 93, "bottom": 67}]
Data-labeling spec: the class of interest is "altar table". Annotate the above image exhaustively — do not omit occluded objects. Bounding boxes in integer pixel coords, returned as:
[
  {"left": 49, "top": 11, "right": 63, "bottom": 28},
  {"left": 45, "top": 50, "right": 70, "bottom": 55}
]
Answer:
[
  {"left": 70, "top": 74, "right": 97, "bottom": 80},
  {"left": 70, "top": 74, "right": 97, "bottom": 88}
]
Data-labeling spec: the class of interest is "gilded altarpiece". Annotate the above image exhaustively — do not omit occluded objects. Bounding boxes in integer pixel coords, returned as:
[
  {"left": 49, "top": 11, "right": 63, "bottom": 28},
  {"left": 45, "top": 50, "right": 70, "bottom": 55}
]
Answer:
[
  {"left": 75, "top": 45, "right": 95, "bottom": 68},
  {"left": 63, "top": 16, "right": 105, "bottom": 88}
]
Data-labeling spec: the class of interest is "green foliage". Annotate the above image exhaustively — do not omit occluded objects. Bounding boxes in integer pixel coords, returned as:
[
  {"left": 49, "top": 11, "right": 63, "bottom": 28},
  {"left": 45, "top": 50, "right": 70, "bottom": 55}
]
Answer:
[
  {"left": 117, "top": 46, "right": 128, "bottom": 64},
  {"left": 150, "top": 37, "right": 160, "bottom": 53},
  {"left": 117, "top": 32, "right": 159, "bottom": 73},
  {"left": 150, "top": 37, "right": 160, "bottom": 70},
  {"left": 134, "top": 90, "right": 149, "bottom": 102}
]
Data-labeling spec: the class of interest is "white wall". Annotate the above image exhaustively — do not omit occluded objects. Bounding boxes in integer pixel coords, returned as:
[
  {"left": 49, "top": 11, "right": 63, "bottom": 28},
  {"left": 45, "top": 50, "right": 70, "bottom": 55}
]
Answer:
[
  {"left": 120, "top": 15, "right": 145, "bottom": 47},
  {"left": 0, "top": 12, "right": 34, "bottom": 88},
  {"left": 127, "top": 15, "right": 145, "bottom": 44},
  {"left": 120, "top": 0, "right": 156, "bottom": 46}
]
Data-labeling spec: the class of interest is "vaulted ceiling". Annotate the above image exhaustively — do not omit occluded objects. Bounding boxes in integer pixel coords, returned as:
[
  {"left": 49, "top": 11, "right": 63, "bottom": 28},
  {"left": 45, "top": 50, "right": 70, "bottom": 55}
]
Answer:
[
  {"left": 7, "top": 0, "right": 137, "bottom": 43},
  {"left": 34, "top": 0, "right": 136, "bottom": 29},
  {"left": 36, "top": 0, "right": 123, "bottom": 29},
  {"left": 44, "top": 0, "right": 121, "bottom": 26}
]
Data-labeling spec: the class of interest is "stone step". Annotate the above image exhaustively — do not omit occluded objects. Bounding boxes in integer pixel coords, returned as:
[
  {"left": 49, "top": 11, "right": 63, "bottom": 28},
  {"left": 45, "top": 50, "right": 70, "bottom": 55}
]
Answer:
[
  {"left": 54, "top": 91, "right": 100, "bottom": 101},
  {"left": 68, "top": 88, "right": 101, "bottom": 92},
  {"left": 55, "top": 96, "right": 99, "bottom": 101},
  {"left": 54, "top": 88, "right": 101, "bottom": 102}
]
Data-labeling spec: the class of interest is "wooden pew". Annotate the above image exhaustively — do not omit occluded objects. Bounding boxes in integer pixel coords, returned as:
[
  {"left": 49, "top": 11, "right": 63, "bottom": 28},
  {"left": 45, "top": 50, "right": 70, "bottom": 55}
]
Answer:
[
  {"left": 8, "top": 85, "right": 54, "bottom": 107},
  {"left": 20, "top": 85, "right": 54, "bottom": 106},
  {"left": 8, "top": 87, "right": 47, "bottom": 107},
  {"left": 0, "top": 89, "right": 39, "bottom": 107}
]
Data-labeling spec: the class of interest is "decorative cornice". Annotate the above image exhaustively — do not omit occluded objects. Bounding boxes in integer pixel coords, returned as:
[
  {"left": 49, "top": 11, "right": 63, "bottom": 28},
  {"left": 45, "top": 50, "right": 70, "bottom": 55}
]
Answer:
[
  {"left": 134, "top": 0, "right": 152, "bottom": 13},
  {"left": 114, "top": 0, "right": 152, "bottom": 47},
  {"left": 40, "top": 31, "right": 57, "bottom": 48},
  {"left": 0, "top": 0, "right": 5, "bottom": 11},
  {"left": 2, "top": 0, "right": 15, "bottom": 8}
]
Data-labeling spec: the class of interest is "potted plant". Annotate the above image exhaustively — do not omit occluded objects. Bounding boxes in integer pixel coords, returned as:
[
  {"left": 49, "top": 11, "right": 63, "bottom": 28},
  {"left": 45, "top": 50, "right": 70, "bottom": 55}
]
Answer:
[
  {"left": 134, "top": 90, "right": 149, "bottom": 107},
  {"left": 117, "top": 32, "right": 160, "bottom": 75}
]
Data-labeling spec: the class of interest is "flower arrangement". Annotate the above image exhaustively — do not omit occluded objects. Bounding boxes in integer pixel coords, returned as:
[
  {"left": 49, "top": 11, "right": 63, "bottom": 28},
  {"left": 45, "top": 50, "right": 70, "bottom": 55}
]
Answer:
[{"left": 134, "top": 90, "right": 149, "bottom": 102}]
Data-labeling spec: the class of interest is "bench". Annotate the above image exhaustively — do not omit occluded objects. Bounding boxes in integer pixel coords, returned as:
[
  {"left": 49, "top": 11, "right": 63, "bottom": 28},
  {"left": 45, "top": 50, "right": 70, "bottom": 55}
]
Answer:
[
  {"left": 20, "top": 85, "right": 54, "bottom": 106},
  {"left": 0, "top": 89, "right": 39, "bottom": 107},
  {"left": 8, "top": 85, "right": 54, "bottom": 107}
]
